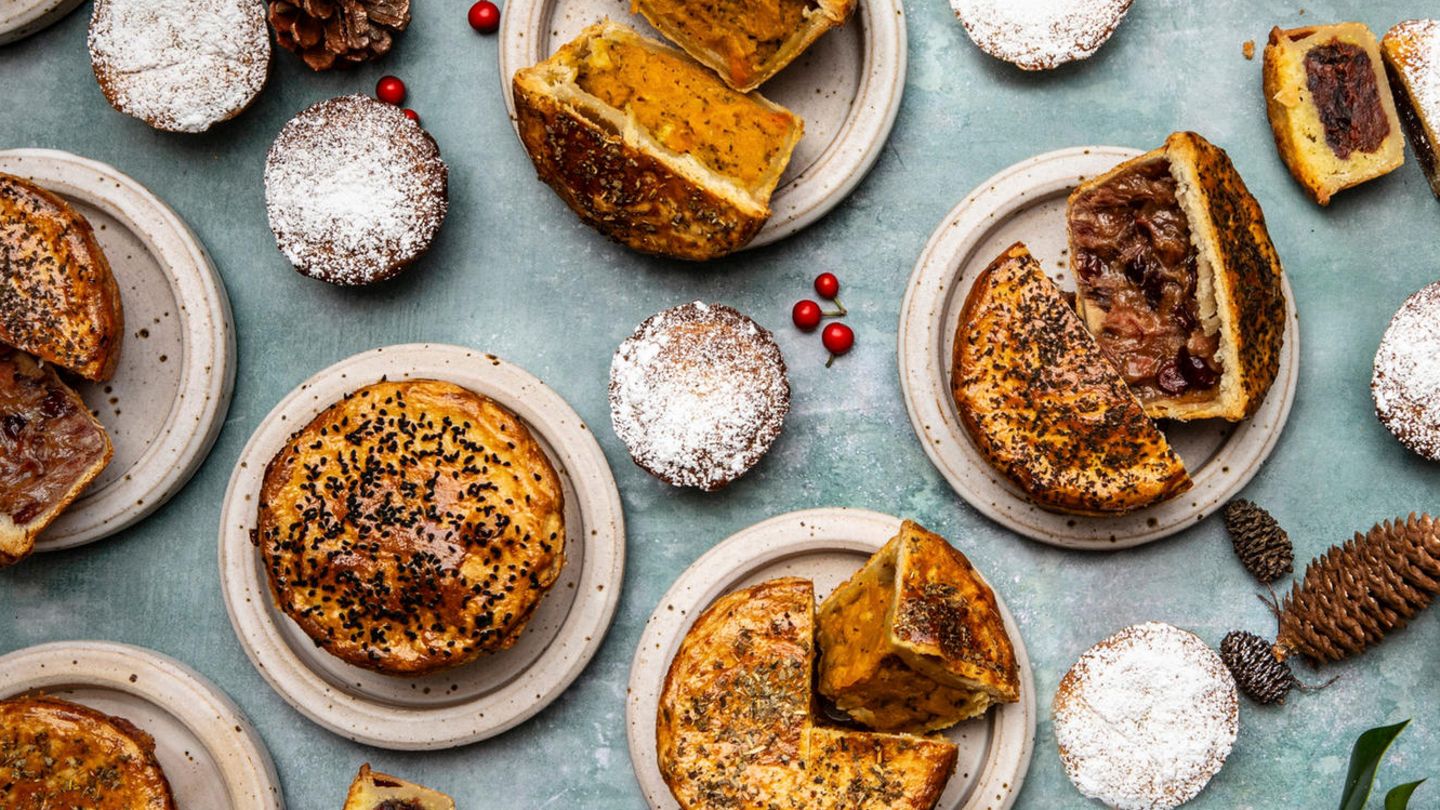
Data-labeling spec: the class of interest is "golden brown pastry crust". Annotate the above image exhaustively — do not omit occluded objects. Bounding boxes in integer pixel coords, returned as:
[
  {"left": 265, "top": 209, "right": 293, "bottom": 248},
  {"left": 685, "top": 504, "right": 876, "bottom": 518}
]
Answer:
[
  {"left": 0, "top": 348, "right": 113, "bottom": 568},
  {"left": 258, "top": 379, "right": 565, "bottom": 675},
  {"left": 511, "top": 22, "right": 802, "bottom": 261},
  {"left": 657, "top": 577, "right": 957, "bottom": 810},
  {"left": 1069, "top": 132, "right": 1287, "bottom": 422},
  {"left": 0, "top": 696, "right": 175, "bottom": 810},
  {"left": 0, "top": 173, "right": 123, "bottom": 382},
  {"left": 817, "top": 520, "right": 1019, "bottom": 733},
  {"left": 631, "top": 0, "right": 856, "bottom": 92},
  {"left": 1263, "top": 23, "right": 1405, "bottom": 205},
  {"left": 952, "top": 243, "right": 1190, "bottom": 515},
  {"left": 343, "top": 764, "right": 456, "bottom": 810}
]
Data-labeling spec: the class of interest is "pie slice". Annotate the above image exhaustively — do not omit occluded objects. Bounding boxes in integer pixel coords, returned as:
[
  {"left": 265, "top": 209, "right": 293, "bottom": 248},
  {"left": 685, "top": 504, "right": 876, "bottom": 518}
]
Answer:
[
  {"left": 952, "top": 243, "right": 1191, "bottom": 515},
  {"left": 343, "top": 764, "right": 455, "bottom": 810},
  {"left": 0, "top": 173, "right": 124, "bottom": 381},
  {"left": 1068, "top": 132, "right": 1287, "bottom": 422},
  {"left": 0, "top": 347, "right": 112, "bottom": 567},
  {"left": 817, "top": 520, "right": 1020, "bottom": 733},
  {"left": 657, "top": 577, "right": 957, "bottom": 810},
  {"left": 1382, "top": 20, "right": 1440, "bottom": 200}
]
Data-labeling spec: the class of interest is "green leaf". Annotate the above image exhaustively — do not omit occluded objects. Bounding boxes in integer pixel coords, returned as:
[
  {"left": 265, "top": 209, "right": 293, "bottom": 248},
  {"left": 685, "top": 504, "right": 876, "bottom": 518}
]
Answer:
[
  {"left": 1338, "top": 720, "right": 1410, "bottom": 810},
  {"left": 1385, "top": 780, "right": 1426, "bottom": 809}
]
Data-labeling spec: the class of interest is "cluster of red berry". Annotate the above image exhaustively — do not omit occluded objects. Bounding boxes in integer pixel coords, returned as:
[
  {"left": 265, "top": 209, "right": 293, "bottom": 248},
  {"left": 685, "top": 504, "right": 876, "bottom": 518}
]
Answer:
[
  {"left": 792, "top": 273, "right": 854, "bottom": 367},
  {"left": 372, "top": 4, "right": 501, "bottom": 123}
]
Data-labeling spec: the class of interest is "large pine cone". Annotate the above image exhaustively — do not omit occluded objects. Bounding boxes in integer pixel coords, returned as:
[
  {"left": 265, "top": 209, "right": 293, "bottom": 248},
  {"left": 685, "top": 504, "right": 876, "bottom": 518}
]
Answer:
[
  {"left": 269, "top": 0, "right": 411, "bottom": 71},
  {"left": 1277, "top": 513, "right": 1440, "bottom": 663}
]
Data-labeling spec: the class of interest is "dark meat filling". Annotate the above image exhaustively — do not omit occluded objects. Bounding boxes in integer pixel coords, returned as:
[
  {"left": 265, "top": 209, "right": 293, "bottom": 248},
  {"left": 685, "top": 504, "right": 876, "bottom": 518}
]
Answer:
[
  {"left": 0, "top": 350, "right": 106, "bottom": 525},
  {"left": 1304, "top": 40, "right": 1391, "bottom": 159},
  {"left": 1071, "top": 160, "right": 1222, "bottom": 402}
]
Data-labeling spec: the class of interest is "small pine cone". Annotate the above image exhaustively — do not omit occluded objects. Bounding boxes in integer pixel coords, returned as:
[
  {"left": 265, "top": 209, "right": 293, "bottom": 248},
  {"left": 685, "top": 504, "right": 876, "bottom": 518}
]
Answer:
[
  {"left": 268, "top": 0, "right": 411, "bottom": 71},
  {"left": 1277, "top": 513, "right": 1440, "bottom": 663},
  {"left": 1220, "top": 630, "right": 1297, "bottom": 704},
  {"left": 1223, "top": 499, "right": 1293, "bottom": 583}
]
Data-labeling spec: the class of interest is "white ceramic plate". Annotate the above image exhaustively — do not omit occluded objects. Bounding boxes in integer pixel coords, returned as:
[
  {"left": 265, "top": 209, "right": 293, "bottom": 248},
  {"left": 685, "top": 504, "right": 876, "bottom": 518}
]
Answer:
[
  {"left": 0, "top": 148, "right": 236, "bottom": 551},
  {"left": 0, "top": 640, "right": 283, "bottom": 808},
  {"left": 218, "top": 343, "right": 626, "bottom": 750},
  {"left": 898, "top": 147, "right": 1299, "bottom": 550},
  {"left": 498, "top": 0, "right": 906, "bottom": 249},
  {"left": 627, "top": 507, "right": 1036, "bottom": 810},
  {"left": 0, "top": 0, "right": 83, "bottom": 45}
]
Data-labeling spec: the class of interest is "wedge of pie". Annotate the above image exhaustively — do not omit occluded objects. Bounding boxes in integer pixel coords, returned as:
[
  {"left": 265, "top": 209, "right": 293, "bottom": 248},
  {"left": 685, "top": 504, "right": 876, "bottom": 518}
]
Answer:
[
  {"left": 343, "top": 764, "right": 454, "bottom": 810},
  {"left": 817, "top": 520, "right": 1020, "bottom": 733}
]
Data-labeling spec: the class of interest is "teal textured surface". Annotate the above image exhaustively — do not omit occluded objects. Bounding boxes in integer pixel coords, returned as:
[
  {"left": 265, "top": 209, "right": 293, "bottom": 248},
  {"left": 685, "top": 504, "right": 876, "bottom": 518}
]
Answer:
[{"left": 2, "top": 1, "right": 1438, "bottom": 808}]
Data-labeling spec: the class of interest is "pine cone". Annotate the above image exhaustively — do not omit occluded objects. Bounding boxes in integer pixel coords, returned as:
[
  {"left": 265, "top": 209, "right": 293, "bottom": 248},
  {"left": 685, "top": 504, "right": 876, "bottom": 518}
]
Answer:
[
  {"left": 1223, "top": 499, "right": 1293, "bottom": 583},
  {"left": 268, "top": 0, "right": 411, "bottom": 71},
  {"left": 1276, "top": 513, "right": 1440, "bottom": 664},
  {"left": 1220, "top": 630, "right": 1297, "bottom": 704}
]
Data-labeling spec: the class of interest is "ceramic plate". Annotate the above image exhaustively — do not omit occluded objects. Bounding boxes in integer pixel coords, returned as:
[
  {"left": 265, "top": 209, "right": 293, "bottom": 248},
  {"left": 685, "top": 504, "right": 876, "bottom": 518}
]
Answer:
[
  {"left": 0, "top": 148, "right": 236, "bottom": 551},
  {"left": 0, "top": 640, "right": 283, "bottom": 808},
  {"left": 497, "top": 0, "right": 906, "bottom": 249},
  {"left": 218, "top": 343, "right": 626, "bottom": 750},
  {"left": 0, "top": 0, "right": 83, "bottom": 45},
  {"left": 627, "top": 507, "right": 1036, "bottom": 810},
  {"left": 898, "top": 146, "right": 1299, "bottom": 550}
]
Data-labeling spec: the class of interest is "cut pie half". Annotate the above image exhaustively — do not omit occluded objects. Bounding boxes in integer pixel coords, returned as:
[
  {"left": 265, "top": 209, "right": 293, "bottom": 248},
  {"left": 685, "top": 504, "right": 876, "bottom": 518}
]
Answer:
[
  {"left": 952, "top": 242, "right": 1191, "bottom": 515},
  {"left": 343, "top": 764, "right": 455, "bottom": 810},
  {"left": 817, "top": 520, "right": 1020, "bottom": 733}
]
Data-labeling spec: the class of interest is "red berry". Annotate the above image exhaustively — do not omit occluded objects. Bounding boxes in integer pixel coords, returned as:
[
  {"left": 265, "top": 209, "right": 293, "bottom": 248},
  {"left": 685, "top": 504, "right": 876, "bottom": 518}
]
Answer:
[
  {"left": 376, "top": 75, "right": 406, "bottom": 105},
  {"left": 814, "top": 272, "right": 840, "bottom": 300},
  {"left": 402, "top": 108, "right": 420, "bottom": 123},
  {"left": 822, "top": 322, "right": 854, "bottom": 356},
  {"left": 792, "top": 300, "right": 822, "bottom": 331},
  {"left": 468, "top": 1, "right": 500, "bottom": 33}
]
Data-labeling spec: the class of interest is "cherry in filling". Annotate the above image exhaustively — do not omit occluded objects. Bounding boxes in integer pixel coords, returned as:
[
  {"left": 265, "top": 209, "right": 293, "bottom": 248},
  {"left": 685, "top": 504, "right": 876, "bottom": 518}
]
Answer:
[
  {"left": 1071, "top": 159, "right": 1222, "bottom": 402},
  {"left": 1304, "top": 39, "right": 1390, "bottom": 160}
]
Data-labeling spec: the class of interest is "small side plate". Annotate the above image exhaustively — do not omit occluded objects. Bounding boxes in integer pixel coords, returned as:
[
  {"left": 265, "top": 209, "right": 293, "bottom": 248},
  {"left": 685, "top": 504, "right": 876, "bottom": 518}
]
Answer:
[
  {"left": 0, "top": 0, "right": 84, "bottom": 45},
  {"left": 498, "top": 0, "right": 906, "bottom": 249},
  {"left": 0, "top": 640, "right": 284, "bottom": 809},
  {"left": 218, "top": 344, "right": 626, "bottom": 750},
  {"left": 627, "top": 507, "right": 1036, "bottom": 810},
  {"left": 0, "top": 148, "right": 237, "bottom": 552},
  {"left": 898, "top": 147, "right": 1300, "bottom": 549}
]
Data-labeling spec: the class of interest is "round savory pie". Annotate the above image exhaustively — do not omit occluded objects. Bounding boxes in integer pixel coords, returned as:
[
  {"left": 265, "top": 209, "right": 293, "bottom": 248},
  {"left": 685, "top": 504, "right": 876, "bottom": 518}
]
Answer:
[
  {"left": 0, "top": 695, "right": 175, "bottom": 809},
  {"left": 257, "top": 379, "right": 565, "bottom": 675}
]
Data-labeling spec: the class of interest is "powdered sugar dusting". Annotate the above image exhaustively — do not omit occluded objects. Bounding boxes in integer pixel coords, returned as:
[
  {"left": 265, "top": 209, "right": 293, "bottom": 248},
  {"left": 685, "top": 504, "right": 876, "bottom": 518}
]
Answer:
[
  {"left": 264, "top": 95, "right": 448, "bottom": 286},
  {"left": 1373, "top": 281, "right": 1440, "bottom": 461},
  {"left": 609, "top": 302, "right": 789, "bottom": 491},
  {"left": 1053, "top": 622, "right": 1238, "bottom": 810},
  {"left": 1387, "top": 19, "right": 1440, "bottom": 128},
  {"left": 88, "top": 0, "right": 270, "bottom": 133},
  {"left": 951, "top": 0, "right": 1132, "bottom": 71}
]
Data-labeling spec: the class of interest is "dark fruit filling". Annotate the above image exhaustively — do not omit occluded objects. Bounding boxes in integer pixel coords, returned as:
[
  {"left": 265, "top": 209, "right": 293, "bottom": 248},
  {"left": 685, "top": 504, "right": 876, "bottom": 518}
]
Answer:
[{"left": 1304, "top": 40, "right": 1391, "bottom": 159}]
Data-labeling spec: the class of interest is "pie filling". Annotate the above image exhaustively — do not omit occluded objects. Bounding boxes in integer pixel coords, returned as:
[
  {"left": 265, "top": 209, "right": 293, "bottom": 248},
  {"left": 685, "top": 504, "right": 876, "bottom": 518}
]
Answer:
[
  {"left": 1071, "top": 160, "right": 1223, "bottom": 403},
  {"left": 571, "top": 36, "right": 795, "bottom": 190},
  {"left": 0, "top": 354, "right": 105, "bottom": 526},
  {"left": 643, "top": 0, "right": 817, "bottom": 83},
  {"left": 1304, "top": 39, "right": 1391, "bottom": 159}
]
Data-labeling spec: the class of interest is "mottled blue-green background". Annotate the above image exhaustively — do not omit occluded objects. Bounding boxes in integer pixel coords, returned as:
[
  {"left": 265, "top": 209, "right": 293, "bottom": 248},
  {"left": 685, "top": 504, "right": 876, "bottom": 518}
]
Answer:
[{"left": 2, "top": 1, "right": 1438, "bottom": 807}]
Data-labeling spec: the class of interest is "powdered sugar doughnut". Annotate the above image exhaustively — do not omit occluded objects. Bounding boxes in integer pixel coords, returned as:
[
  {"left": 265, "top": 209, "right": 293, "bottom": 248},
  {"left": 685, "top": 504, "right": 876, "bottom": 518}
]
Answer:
[
  {"left": 609, "top": 302, "right": 789, "bottom": 491},
  {"left": 1053, "top": 622, "right": 1238, "bottom": 810},
  {"left": 951, "top": 0, "right": 1133, "bottom": 71},
  {"left": 1373, "top": 281, "right": 1440, "bottom": 461},
  {"left": 88, "top": 0, "right": 270, "bottom": 133},
  {"left": 264, "top": 95, "right": 448, "bottom": 286}
]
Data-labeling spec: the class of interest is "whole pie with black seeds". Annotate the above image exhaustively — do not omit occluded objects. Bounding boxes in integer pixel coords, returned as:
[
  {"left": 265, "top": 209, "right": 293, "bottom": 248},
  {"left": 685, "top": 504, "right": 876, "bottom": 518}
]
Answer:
[{"left": 257, "top": 379, "right": 565, "bottom": 675}]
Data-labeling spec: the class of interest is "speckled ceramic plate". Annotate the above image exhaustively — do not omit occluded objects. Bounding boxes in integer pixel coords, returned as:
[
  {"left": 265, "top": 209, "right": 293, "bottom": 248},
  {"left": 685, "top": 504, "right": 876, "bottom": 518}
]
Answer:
[
  {"left": 0, "top": 640, "right": 283, "bottom": 808},
  {"left": 498, "top": 0, "right": 906, "bottom": 250},
  {"left": 0, "top": 0, "right": 83, "bottom": 44},
  {"left": 627, "top": 507, "right": 1036, "bottom": 810},
  {"left": 898, "top": 146, "right": 1300, "bottom": 550},
  {"left": 218, "top": 343, "right": 626, "bottom": 750},
  {"left": 0, "top": 148, "right": 236, "bottom": 552}
]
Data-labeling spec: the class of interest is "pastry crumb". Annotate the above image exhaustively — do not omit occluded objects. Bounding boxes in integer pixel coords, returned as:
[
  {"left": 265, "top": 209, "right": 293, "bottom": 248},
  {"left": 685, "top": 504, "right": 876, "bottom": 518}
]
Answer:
[{"left": 1243, "top": 39, "right": 1255, "bottom": 59}]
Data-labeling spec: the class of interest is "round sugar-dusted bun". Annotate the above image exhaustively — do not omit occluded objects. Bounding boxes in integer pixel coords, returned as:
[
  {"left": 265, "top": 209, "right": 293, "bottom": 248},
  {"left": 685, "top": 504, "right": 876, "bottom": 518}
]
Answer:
[
  {"left": 264, "top": 94, "right": 448, "bottom": 286},
  {"left": 609, "top": 302, "right": 790, "bottom": 491},
  {"left": 950, "top": 0, "right": 1132, "bottom": 71},
  {"left": 1373, "top": 281, "right": 1440, "bottom": 461},
  {"left": 88, "top": 0, "right": 271, "bottom": 133},
  {"left": 1053, "top": 622, "right": 1238, "bottom": 810}
]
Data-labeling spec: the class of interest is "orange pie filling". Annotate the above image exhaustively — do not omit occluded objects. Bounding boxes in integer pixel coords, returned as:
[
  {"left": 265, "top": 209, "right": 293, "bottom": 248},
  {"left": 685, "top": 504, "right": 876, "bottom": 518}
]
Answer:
[{"left": 636, "top": 0, "right": 815, "bottom": 86}]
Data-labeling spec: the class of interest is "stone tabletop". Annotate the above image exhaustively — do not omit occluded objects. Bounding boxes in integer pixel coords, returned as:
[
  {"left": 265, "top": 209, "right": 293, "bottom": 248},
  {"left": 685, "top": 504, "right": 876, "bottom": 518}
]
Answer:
[{"left": 2, "top": 1, "right": 1438, "bottom": 807}]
